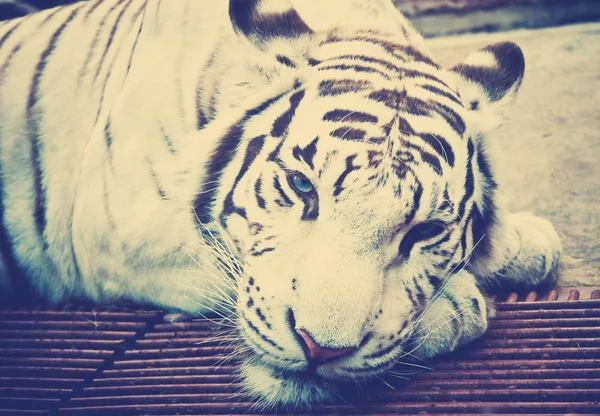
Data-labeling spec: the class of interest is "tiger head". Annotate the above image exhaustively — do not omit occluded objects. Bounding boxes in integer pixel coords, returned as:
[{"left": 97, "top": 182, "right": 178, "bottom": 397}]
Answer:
[{"left": 196, "top": 0, "right": 526, "bottom": 406}]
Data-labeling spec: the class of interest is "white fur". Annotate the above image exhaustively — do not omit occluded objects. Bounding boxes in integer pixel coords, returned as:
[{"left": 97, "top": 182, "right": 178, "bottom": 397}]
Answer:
[{"left": 0, "top": 0, "right": 561, "bottom": 407}]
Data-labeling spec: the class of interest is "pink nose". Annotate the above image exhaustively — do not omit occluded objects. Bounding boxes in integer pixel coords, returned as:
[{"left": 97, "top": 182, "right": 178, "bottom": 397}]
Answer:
[{"left": 296, "top": 328, "right": 354, "bottom": 364}]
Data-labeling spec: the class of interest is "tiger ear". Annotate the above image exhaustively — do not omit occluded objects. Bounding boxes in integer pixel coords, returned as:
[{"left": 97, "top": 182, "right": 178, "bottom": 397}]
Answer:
[
  {"left": 452, "top": 42, "right": 525, "bottom": 128},
  {"left": 229, "top": 0, "right": 313, "bottom": 50}
]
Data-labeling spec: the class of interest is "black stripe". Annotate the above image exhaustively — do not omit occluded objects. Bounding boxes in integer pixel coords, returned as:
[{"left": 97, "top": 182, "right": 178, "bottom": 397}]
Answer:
[
  {"left": 254, "top": 177, "right": 266, "bottom": 210},
  {"left": 94, "top": 0, "right": 135, "bottom": 82},
  {"left": 250, "top": 246, "right": 275, "bottom": 257},
  {"left": 129, "top": 0, "right": 147, "bottom": 23},
  {"left": 368, "top": 89, "right": 406, "bottom": 110},
  {"left": 321, "top": 35, "right": 439, "bottom": 68},
  {"left": 194, "top": 125, "right": 244, "bottom": 224},
  {"left": 459, "top": 208, "right": 474, "bottom": 264},
  {"left": 193, "top": 92, "right": 286, "bottom": 224},
  {"left": 333, "top": 155, "right": 360, "bottom": 198},
  {"left": 321, "top": 54, "right": 401, "bottom": 73},
  {"left": 37, "top": 7, "right": 65, "bottom": 28},
  {"left": 249, "top": 91, "right": 291, "bottom": 119},
  {"left": 404, "top": 182, "right": 423, "bottom": 225},
  {"left": 444, "top": 292, "right": 463, "bottom": 338},
  {"left": 403, "top": 96, "right": 431, "bottom": 117},
  {"left": 425, "top": 271, "right": 442, "bottom": 293},
  {"left": 421, "top": 230, "right": 453, "bottom": 251},
  {"left": 0, "top": 18, "right": 25, "bottom": 50},
  {"left": 363, "top": 334, "right": 406, "bottom": 360},
  {"left": 471, "top": 204, "right": 492, "bottom": 260},
  {"left": 276, "top": 55, "right": 296, "bottom": 68},
  {"left": 318, "top": 64, "right": 391, "bottom": 80},
  {"left": 78, "top": 0, "right": 127, "bottom": 87},
  {"left": 85, "top": 0, "right": 105, "bottom": 20},
  {"left": 196, "top": 84, "right": 209, "bottom": 130},
  {"left": 126, "top": 8, "right": 145, "bottom": 75},
  {"left": 0, "top": 44, "right": 22, "bottom": 81},
  {"left": 229, "top": 0, "right": 311, "bottom": 41},
  {"left": 470, "top": 145, "right": 497, "bottom": 260},
  {"left": 457, "top": 139, "right": 475, "bottom": 219},
  {"left": 255, "top": 308, "right": 271, "bottom": 329},
  {"left": 431, "top": 101, "right": 466, "bottom": 136},
  {"left": 420, "top": 133, "right": 455, "bottom": 167},
  {"left": 159, "top": 125, "right": 176, "bottom": 154},
  {"left": 470, "top": 297, "right": 482, "bottom": 317},
  {"left": 391, "top": 45, "right": 440, "bottom": 68},
  {"left": 219, "top": 135, "right": 267, "bottom": 227},
  {"left": 367, "top": 150, "right": 384, "bottom": 169},
  {"left": 331, "top": 127, "right": 366, "bottom": 142},
  {"left": 104, "top": 118, "right": 113, "bottom": 160},
  {"left": 292, "top": 136, "right": 319, "bottom": 170},
  {"left": 27, "top": 5, "right": 83, "bottom": 244},
  {"left": 292, "top": 137, "right": 319, "bottom": 169},
  {"left": 271, "top": 89, "right": 305, "bottom": 138},
  {"left": 405, "top": 286, "right": 417, "bottom": 309},
  {"left": 195, "top": 49, "right": 219, "bottom": 130},
  {"left": 434, "top": 257, "right": 453, "bottom": 271},
  {"left": 368, "top": 137, "right": 385, "bottom": 145},
  {"left": 420, "top": 148, "right": 443, "bottom": 175},
  {"left": 420, "top": 84, "right": 462, "bottom": 106},
  {"left": 397, "top": 117, "right": 415, "bottom": 136},
  {"left": 273, "top": 175, "right": 294, "bottom": 207},
  {"left": 241, "top": 313, "right": 284, "bottom": 351},
  {"left": 404, "top": 69, "right": 451, "bottom": 89},
  {"left": 318, "top": 79, "right": 372, "bottom": 97},
  {"left": 445, "top": 293, "right": 462, "bottom": 321},
  {"left": 103, "top": 172, "right": 117, "bottom": 232},
  {"left": 413, "top": 276, "right": 426, "bottom": 307},
  {"left": 147, "top": 158, "right": 167, "bottom": 200},
  {"left": 323, "top": 109, "right": 378, "bottom": 124}
]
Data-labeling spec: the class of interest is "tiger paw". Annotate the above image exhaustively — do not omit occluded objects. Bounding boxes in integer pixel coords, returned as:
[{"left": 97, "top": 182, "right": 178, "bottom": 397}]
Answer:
[
  {"left": 502, "top": 212, "right": 562, "bottom": 288},
  {"left": 406, "top": 271, "right": 491, "bottom": 360}
]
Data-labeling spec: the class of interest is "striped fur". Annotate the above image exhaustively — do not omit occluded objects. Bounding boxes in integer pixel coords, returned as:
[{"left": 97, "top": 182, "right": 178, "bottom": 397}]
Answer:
[{"left": 0, "top": 0, "right": 561, "bottom": 406}]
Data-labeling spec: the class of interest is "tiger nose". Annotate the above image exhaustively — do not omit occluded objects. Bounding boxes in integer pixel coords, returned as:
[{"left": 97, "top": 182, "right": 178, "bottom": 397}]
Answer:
[{"left": 295, "top": 328, "right": 355, "bottom": 364}]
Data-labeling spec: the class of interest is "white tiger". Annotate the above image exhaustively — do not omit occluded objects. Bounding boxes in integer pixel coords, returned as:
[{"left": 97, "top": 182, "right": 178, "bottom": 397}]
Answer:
[{"left": 0, "top": 0, "right": 561, "bottom": 406}]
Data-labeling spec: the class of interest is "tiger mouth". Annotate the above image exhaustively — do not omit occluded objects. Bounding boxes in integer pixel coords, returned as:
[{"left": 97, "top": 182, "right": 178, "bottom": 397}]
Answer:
[
  {"left": 239, "top": 353, "right": 402, "bottom": 407},
  {"left": 249, "top": 346, "right": 399, "bottom": 382}
]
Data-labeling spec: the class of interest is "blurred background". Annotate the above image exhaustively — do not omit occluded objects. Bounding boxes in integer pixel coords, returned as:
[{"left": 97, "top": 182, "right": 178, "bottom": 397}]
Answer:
[{"left": 1, "top": 0, "right": 600, "bottom": 36}]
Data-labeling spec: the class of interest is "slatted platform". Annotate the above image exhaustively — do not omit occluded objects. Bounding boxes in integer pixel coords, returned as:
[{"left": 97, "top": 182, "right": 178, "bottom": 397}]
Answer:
[{"left": 1, "top": 289, "right": 599, "bottom": 415}]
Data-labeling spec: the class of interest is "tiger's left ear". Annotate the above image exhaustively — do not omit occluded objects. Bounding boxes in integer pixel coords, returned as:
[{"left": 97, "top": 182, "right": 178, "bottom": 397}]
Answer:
[
  {"left": 452, "top": 42, "right": 525, "bottom": 128},
  {"left": 229, "top": 0, "right": 314, "bottom": 50}
]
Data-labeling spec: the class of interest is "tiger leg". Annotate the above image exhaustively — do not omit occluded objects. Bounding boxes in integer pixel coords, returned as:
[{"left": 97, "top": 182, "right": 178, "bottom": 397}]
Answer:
[
  {"left": 407, "top": 270, "right": 491, "bottom": 360},
  {"left": 470, "top": 209, "right": 562, "bottom": 289},
  {"left": 408, "top": 210, "right": 561, "bottom": 360}
]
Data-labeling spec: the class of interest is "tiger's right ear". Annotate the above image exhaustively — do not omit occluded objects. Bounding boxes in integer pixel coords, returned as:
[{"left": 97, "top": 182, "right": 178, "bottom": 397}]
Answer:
[
  {"left": 452, "top": 42, "right": 525, "bottom": 130},
  {"left": 229, "top": 0, "right": 314, "bottom": 50}
]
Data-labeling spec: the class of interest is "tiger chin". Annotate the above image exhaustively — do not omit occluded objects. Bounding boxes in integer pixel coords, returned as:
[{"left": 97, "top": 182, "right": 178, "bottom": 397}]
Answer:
[{"left": 0, "top": 0, "right": 560, "bottom": 408}]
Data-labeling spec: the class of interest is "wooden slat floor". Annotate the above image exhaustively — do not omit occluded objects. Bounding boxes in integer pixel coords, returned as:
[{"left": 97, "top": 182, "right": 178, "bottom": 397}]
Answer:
[{"left": 1, "top": 288, "right": 599, "bottom": 415}]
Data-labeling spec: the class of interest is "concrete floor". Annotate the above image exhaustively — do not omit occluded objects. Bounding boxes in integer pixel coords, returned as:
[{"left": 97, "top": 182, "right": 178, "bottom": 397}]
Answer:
[{"left": 427, "top": 23, "right": 600, "bottom": 289}]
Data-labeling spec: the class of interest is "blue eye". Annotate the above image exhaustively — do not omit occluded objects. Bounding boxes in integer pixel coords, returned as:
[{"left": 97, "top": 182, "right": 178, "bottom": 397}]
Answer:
[{"left": 289, "top": 173, "right": 315, "bottom": 194}]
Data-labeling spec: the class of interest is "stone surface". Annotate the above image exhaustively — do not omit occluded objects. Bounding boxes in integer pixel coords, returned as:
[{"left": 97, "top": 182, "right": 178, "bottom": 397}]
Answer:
[{"left": 427, "top": 23, "right": 600, "bottom": 287}]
